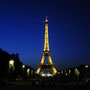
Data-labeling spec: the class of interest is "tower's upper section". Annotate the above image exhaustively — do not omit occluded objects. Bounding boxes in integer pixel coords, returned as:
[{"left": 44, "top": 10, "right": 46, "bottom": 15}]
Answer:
[{"left": 44, "top": 17, "right": 50, "bottom": 51}]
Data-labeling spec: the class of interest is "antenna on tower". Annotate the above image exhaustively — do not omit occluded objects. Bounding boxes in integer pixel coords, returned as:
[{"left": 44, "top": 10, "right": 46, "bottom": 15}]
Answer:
[
  {"left": 45, "top": 15, "right": 48, "bottom": 22},
  {"left": 46, "top": 15, "right": 47, "bottom": 20}
]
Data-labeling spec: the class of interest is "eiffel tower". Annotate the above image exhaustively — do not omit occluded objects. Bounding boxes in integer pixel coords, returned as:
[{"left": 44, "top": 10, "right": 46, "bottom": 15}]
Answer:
[{"left": 37, "top": 17, "right": 57, "bottom": 74}]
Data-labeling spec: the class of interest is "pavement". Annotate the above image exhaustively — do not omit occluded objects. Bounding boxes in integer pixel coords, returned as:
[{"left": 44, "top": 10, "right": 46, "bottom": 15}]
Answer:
[{"left": 1, "top": 80, "right": 90, "bottom": 90}]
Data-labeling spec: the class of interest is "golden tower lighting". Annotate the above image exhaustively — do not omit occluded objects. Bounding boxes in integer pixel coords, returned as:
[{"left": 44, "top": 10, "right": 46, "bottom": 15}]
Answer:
[{"left": 37, "top": 17, "right": 57, "bottom": 74}]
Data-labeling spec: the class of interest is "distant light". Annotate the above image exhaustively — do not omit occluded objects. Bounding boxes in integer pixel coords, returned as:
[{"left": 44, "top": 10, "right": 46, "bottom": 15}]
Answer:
[
  {"left": 40, "top": 72, "right": 53, "bottom": 77},
  {"left": 22, "top": 65, "right": 25, "bottom": 68},
  {"left": 41, "top": 73, "right": 46, "bottom": 77},
  {"left": 47, "top": 73, "right": 53, "bottom": 77},
  {"left": 75, "top": 68, "right": 80, "bottom": 76},
  {"left": 9, "top": 60, "right": 14, "bottom": 71},
  {"left": 27, "top": 68, "right": 30, "bottom": 72},
  {"left": 27, "top": 68, "right": 30, "bottom": 76},
  {"left": 85, "top": 65, "right": 88, "bottom": 68},
  {"left": 69, "top": 70, "right": 71, "bottom": 74},
  {"left": 9, "top": 60, "right": 14, "bottom": 65},
  {"left": 57, "top": 72, "right": 60, "bottom": 74},
  {"left": 36, "top": 71, "right": 39, "bottom": 74},
  {"left": 61, "top": 71, "right": 63, "bottom": 74},
  {"left": 65, "top": 73, "right": 68, "bottom": 76}
]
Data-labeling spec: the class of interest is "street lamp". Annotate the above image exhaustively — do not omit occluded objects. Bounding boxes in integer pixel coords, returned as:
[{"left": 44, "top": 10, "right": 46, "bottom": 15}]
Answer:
[
  {"left": 9, "top": 60, "right": 14, "bottom": 71},
  {"left": 85, "top": 65, "right": 88, "bottom": 68},
  {"left": 85, "top": 65, "right": 89, "bottom": 82},
  {"left": 27, "top": 68, "right": 30, "bottom": 76},
  {"left": 22, "top": 65, "right": 25, "bottom": 69},
  {"left": 75, "top": 68, "right": 80, "bottom": 85},
  {"left": 69, "top": 70, "right": 71, "bottom": 75},
  {"left": 75, "top": 68, "right": 80, "bottom": 76},
  {"left": 65, "top": 73, "right": 68, "bottom": 76},
  {"left": 61, "top": 70, "right": 63, "bottom": 74}
]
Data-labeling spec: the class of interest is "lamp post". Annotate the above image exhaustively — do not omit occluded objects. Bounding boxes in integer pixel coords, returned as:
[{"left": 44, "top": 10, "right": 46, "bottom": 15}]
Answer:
[
  {"left": 85, "top": 65, "right": 89, "bottom": 83},
  {"left": 22, "top": 65, "right": 26, "bottom": 79},
  {"left": 85, "top": 65, "right": 88, "bottom": 69},
  {"left": 22, "top": 65, "right": 25, "bottom": 70},
  {"left": 27, "top": 68, "right": 30, "bottom": 76},
  {"left": 69, "top": 70, "right": 71, "bottom": 75},
  {"left": 75, "top": 68, "right": 80, "bottom": 85},
  {"left": 9, "top": 60, "right": 15, "bottom": 72},
  {"left": 75, "top": 68, "right": 80, "bottom": 76}
]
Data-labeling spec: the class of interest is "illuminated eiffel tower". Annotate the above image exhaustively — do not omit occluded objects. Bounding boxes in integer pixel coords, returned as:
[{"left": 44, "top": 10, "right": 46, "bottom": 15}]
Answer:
[{"left": 37, "top": 17, "right": 57, "bottom": 74}]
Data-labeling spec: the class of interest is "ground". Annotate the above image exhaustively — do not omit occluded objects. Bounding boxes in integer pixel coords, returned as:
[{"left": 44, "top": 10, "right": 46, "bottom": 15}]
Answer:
[{"left": 0, "top": 79, "right": 90, "bottom": 90}]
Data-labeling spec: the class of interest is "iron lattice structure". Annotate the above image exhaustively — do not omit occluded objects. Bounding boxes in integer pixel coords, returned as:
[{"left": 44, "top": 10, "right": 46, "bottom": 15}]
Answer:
[{"left": 37, "top": 17, "right": 57, "bottom": 74}]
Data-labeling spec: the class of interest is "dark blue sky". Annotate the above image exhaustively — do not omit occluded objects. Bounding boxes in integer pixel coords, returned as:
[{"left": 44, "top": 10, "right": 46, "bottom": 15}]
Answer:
[{"left": 0, "top": 0, "right": 90, "bottom": 70}]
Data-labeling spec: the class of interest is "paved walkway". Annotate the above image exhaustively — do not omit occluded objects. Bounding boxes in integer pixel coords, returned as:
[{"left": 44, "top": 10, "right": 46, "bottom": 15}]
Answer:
[{"left": 1, "top": 80, "right": 90, "bottom": 90}]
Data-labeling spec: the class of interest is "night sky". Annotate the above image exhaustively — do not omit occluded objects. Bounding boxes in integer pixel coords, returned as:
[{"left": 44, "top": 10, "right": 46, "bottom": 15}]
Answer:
[{"left": 0, "top": 0, "right": 90, "bottom": 70}]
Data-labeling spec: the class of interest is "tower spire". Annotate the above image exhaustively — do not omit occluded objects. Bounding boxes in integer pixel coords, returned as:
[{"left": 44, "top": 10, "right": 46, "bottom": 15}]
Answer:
[
  {"left": 45, "top": 16, "right": 48, "bottom": 22},
  {"left": 46, "top": 16, "right": 47, "bottom": 20}
]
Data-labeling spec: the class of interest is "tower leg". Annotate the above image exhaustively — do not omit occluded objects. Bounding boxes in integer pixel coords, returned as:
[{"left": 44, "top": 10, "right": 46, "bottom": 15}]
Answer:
[
  {"left": 52, "top": 66, "right": 57, "bottom": 74},
  {"left": 41, "top": 56, "right": 45, "bottom": 64},
  {"left": 48, "top": 56, "right": 57, "bottom": 74},
  {"left": 37, "top": 55, "right": 45, "bottom": 73},
  {"left": 37, "top": 67, "right": 41, "bottom": 73},
  {"left": 48, "top": 56, "right": 53, "bottom": 64}
]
